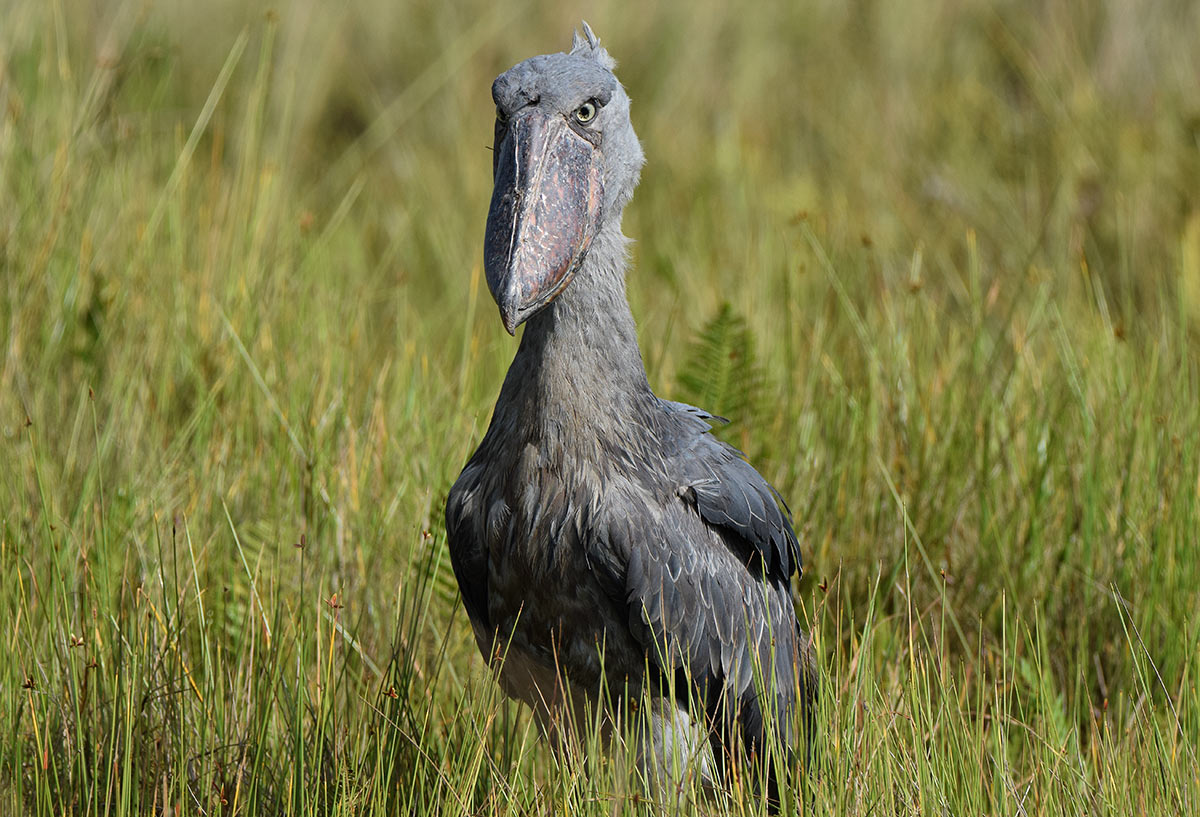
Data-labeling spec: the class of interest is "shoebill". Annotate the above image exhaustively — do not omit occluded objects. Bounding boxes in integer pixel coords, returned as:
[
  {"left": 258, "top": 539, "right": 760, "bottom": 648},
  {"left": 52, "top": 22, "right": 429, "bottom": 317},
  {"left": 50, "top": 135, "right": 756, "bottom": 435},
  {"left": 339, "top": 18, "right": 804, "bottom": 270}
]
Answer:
[{"left": 446, "top": 22, "right": 815, "bottom": 802}]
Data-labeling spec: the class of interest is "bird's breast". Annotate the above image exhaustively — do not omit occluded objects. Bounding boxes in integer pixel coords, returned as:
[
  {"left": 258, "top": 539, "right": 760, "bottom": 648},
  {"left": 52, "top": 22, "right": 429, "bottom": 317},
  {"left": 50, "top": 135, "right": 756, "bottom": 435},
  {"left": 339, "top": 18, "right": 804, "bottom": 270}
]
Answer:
[{"left": 478, "top": 458, "right": 646, "bottom": 696}]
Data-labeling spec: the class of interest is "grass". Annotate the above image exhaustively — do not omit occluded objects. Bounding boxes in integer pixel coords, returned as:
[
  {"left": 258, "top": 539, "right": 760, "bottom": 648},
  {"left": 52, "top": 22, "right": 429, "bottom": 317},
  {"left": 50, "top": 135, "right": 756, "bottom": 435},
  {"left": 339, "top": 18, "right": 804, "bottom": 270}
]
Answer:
[{"left": 2, "top": 0, "right": 1199, "bottom": 813}]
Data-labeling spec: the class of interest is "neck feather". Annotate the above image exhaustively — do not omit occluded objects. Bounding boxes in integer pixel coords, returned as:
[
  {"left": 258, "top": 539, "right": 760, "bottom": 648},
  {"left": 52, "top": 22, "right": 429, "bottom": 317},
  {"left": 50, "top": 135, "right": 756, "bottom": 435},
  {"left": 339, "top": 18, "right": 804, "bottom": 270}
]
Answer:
[{"left": 496, "top": 221, "right": 656, "bottom": 444}]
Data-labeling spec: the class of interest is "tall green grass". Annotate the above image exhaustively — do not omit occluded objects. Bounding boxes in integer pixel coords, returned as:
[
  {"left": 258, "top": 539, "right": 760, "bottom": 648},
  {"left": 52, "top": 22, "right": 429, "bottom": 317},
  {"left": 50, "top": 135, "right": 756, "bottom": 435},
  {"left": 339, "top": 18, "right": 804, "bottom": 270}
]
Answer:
[{"left": 2, "top": 0, "right": 1198, "bottom": 813}]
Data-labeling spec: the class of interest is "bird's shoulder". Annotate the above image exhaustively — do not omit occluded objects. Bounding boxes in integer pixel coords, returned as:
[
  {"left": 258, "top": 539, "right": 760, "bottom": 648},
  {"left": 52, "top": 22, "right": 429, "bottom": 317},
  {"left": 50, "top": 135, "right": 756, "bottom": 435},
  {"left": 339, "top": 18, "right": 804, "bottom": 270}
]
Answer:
[{"left": 646, "top": 398, "right": 802, "bottom": 583}]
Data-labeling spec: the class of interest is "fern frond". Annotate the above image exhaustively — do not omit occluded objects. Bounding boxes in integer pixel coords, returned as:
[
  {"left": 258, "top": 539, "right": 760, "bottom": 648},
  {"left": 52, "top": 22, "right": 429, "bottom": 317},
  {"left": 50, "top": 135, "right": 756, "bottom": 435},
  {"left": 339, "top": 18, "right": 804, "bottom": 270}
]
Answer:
[{"left": 676, "top": 302, "right": 764, "bottom": 436}]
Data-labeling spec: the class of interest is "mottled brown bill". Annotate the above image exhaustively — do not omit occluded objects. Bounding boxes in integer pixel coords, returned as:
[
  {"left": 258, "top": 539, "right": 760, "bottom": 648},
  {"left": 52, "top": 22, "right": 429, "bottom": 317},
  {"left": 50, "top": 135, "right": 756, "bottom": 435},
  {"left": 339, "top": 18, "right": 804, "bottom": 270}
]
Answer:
[{"left": 484, "top": 111, "right": 604, "bottom": 334}]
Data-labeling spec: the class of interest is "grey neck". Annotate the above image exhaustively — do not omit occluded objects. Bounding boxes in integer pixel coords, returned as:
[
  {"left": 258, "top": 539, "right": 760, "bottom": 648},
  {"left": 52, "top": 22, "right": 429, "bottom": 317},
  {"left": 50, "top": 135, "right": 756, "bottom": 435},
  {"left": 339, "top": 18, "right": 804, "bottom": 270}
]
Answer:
[{"left": 495, "top": 221, "right": 657, "bottom": 448}]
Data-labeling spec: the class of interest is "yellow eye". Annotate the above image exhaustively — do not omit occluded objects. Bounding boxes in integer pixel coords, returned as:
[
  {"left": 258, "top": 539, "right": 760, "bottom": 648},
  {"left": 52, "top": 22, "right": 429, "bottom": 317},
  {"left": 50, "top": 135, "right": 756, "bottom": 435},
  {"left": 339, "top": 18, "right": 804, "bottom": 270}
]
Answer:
[{"left": 574, "top": 101, "right": 597, "bottom": 124}]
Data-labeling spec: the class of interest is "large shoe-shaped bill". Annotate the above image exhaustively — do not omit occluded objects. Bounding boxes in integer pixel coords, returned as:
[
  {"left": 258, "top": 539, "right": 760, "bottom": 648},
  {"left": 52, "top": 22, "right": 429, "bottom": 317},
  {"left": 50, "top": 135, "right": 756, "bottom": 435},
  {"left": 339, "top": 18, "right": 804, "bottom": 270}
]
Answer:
[{"left": 484, "top": 110, "right": 604, "bottom": 334}]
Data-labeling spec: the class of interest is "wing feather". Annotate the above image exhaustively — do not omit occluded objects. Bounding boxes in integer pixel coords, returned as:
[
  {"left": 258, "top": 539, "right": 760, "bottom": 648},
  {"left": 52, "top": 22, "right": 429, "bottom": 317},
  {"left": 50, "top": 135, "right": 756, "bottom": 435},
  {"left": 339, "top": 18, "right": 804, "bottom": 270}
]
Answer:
[
  {"left": 591, "top": 405, "right": 809, "bottom": 759},
  {"left": 445, "top": 462, "right": 491, "bottom": 638}
]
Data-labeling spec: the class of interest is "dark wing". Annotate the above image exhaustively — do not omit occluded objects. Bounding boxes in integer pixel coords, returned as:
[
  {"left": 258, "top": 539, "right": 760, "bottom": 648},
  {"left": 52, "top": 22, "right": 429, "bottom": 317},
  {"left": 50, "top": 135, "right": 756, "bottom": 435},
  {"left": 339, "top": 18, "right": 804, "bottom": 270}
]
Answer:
[
  {"left": 679, "top": 442, "right": 801, "bottom": 582},
  {"left": 664, "top": 400, "right": 801, "bottom": 582},
  {"left": 592, "top": 401, "right": 809, "bottom": 756},
  {"left": 445, "top": 459, "right": 492, "bottom": 641}
]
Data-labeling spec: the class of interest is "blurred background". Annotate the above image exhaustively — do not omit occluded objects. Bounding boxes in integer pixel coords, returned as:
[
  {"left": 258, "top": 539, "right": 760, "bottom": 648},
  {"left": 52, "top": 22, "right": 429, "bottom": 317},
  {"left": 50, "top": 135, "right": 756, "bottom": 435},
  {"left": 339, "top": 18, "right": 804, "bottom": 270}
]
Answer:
[{"left": 2, "top": 0, "right": 1199, "bottom": 812}]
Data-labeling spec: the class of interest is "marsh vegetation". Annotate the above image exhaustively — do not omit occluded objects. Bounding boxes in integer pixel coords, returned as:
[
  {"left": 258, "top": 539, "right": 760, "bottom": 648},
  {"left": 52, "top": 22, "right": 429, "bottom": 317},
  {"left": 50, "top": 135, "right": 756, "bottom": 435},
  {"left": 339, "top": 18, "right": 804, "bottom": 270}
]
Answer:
[{"left": 2, "top": 0, "right": 1198, "bottom": 813}]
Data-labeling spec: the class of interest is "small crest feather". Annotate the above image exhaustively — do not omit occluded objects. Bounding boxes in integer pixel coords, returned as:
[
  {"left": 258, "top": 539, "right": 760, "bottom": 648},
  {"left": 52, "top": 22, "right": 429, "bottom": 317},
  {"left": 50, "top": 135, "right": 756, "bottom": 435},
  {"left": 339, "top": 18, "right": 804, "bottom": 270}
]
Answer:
[{"left": 570, "top": 20, "right": 616, "bottom": 70}]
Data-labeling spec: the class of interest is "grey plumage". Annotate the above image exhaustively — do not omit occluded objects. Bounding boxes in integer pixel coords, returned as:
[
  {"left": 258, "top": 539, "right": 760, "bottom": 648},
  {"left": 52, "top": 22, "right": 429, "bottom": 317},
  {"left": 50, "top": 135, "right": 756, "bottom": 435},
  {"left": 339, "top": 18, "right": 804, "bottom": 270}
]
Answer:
[{"left": 446, "top": 22, "right": 814, "bottom": 800}]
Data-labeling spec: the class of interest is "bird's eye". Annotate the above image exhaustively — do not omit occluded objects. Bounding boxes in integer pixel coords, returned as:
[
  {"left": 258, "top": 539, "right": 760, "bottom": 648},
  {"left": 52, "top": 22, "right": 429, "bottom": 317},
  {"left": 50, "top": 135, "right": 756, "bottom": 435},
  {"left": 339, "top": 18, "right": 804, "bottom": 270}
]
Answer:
[
  {"left": 496, "top": 107, "right": 508, "bottom": 124},
  {"left": 574, "top": 101, "right": 597, "bottom": 124}
]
